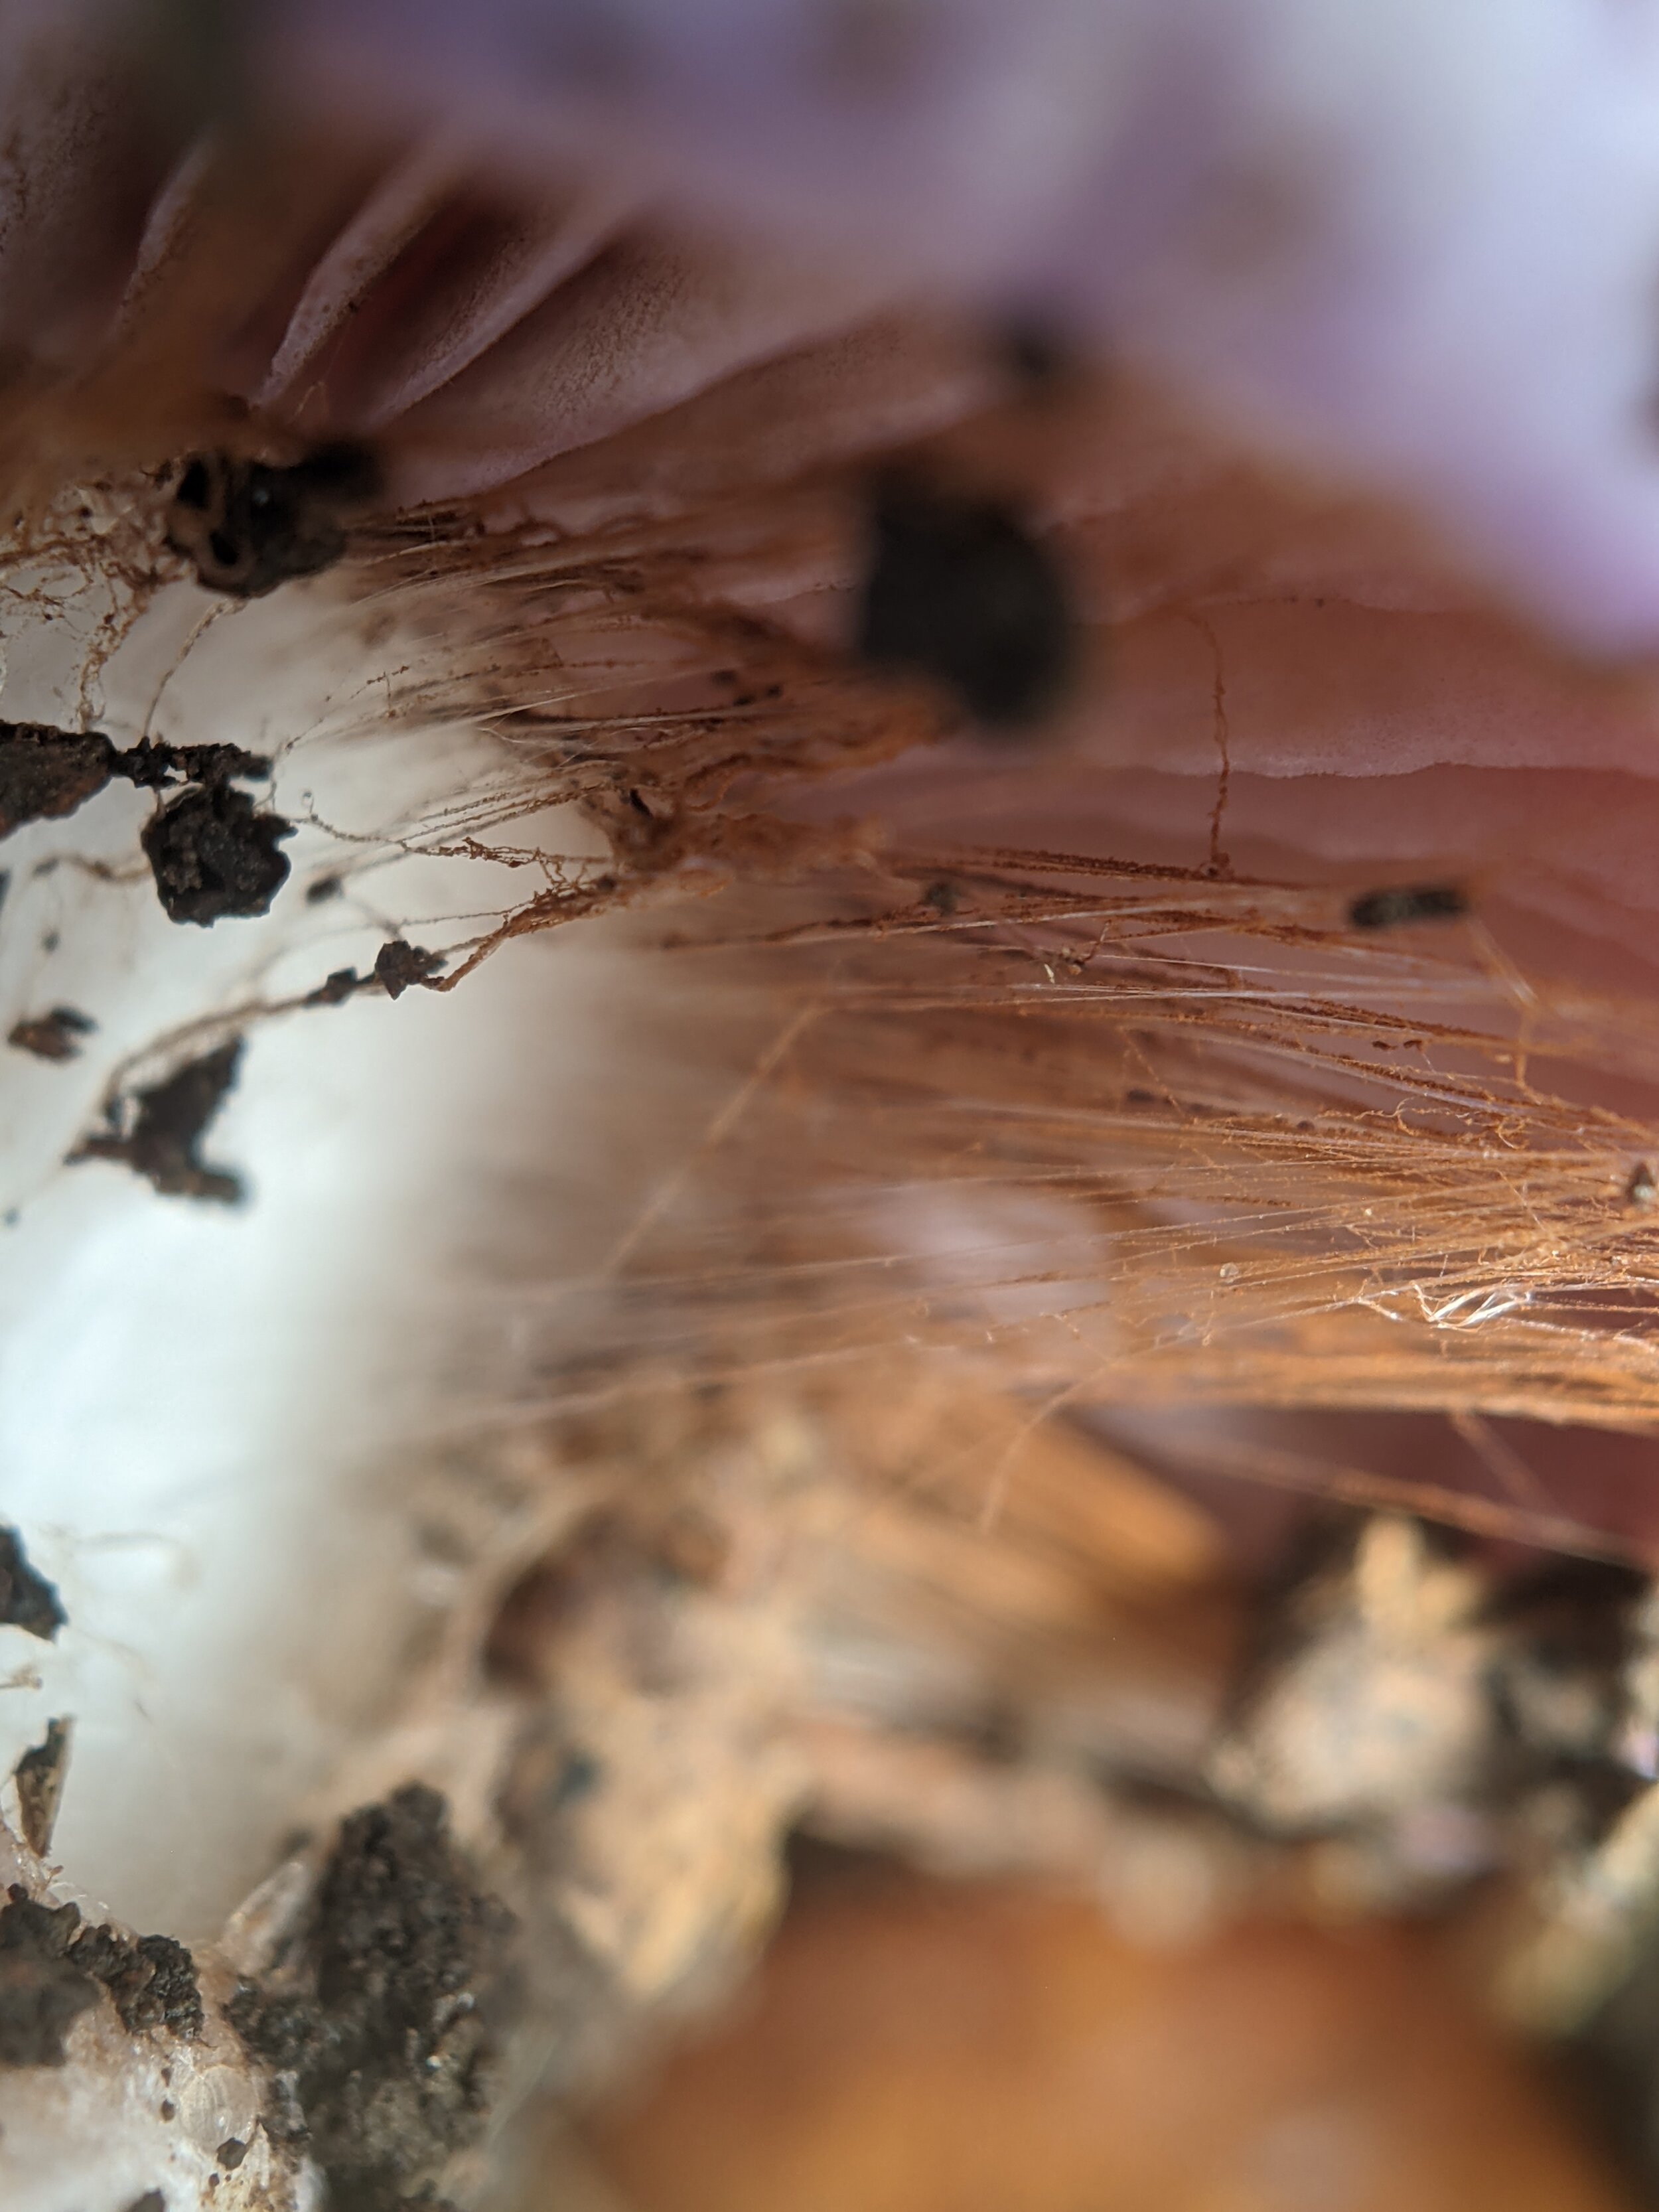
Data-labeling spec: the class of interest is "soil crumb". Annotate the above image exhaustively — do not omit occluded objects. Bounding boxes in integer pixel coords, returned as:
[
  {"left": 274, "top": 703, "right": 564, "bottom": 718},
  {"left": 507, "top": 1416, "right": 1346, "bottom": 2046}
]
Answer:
[
  {"left": 142, "top": 782, "right": 293, "bottom": 925},
  {"left": 307, "top": 966, "right": 363, "bottom": 1007},
  {"left": 230, "top": 1784, "right": 516, "bottom": 2211},
  {"left": 117, "top": 738, "right": 270, "bottom": 790},
  {"left": 374, "top": 941, "right": 445, "bottom": 999},
  {"left": 0, "top": 1527, "right": 66, "bottom": 1641},
  {"left": 7, "top": 1005, "right": 96, "bottom": 1063},
  {"left": 1348, "top": 883, "right": 1469, "bottom": 930},
  {"left": 0, "top": 723, "right": 117, "bottom": 836},
  {"left": 72, "top": 1921, "right": 204, "bottom": 2037},
  {"left": 0, "top": 721, "right": 294, "bottom": 924},
  {"left": 0, "top": 1877, "right": 205, "bottom": 2055},
  {"left": 122, "top": 738, "right": 291, "bottom": 925},
  {"left": 14, "top": 1718, "right": 71, "bottom": 1857},
  {"left": 0, "top": 1888, "right": 97, "bottom": 2066},
  {"left": 166, "top": 443, "right": 381, "bottom": 598},
  {"left": 73, "top": 1038, "right": 246, "bottom": 1203},
  {"left": 855, "top": 479, "right": 1074, "bottom": 729}
]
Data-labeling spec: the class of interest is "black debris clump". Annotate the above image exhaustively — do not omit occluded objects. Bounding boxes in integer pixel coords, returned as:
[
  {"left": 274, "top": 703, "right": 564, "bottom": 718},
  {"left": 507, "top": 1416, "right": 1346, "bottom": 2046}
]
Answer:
[
  {"left": 994, "top": 315, "right": 1076, "bottom": 392},
  {"left": 117, "top": 737, "right": 271, "bottom": 791},
  {"left": 216, "top": 2136, "right": 248, "bottom": 2169},
  {"left": 1348, "top": 883, "right": 1468, "bottom": 930},
  {"left": 229, "top": 1784, "right": 518, "bottom": 2211},
  {"left": 0, "top": 1526, "right": 66, "bottom": 1641},
  {"left": 142, "top": 780, "right": 293, "bottom": 925},
  {"left": 72, "top": 1921, "right": 204, "bottom": 2037},
  {"left": 167, "top": 442, "right": 382, "bottom": 599},
  {"left": 8, "top": 1005, "right": 96, "bottom": 1063},
  {"left": 305, "top": 946, "right": 445, "bottom": 1007},
  {"left": 0, "top": 720, "right": 293, "bottom": 926},
  {"left": 0, "top": 723, "right": 117, "bottom": 836},
  {"left": 855, "top": 477, "right": 1076, "bottom": 730},
  {"left": 1482, "top": 1560, "right": 1650, "bottom": 1784},
  {"left": 306, "top": 872, "right": 344, "bottom": 904},
  {"left": 307, "top": 966, "right": 364, "bottom": 1007},
  {"left": 0, "top": 1879, "right": 203, "bottom": 2059},
  {"left": 1574, "top": 1935, "right": 1659, "bottom": 2201},
  {"left": 14, "top": 1718, "right": 72, "bottom": 1857},
  {"left": 374, "top": 941, "right": 445, "bottom": 999},
  {"left": 73, "top": 1038, "right": 246, "bottom": 1204},
  {"left": 124, "top": 2195, "right": 167, "bottom": 2212},
  {"left": 0, "top": 1887, "right": 98, "bottom": 2066},
  {"left": 127, "top": 1936, "right": 203, "bottom": 2037},
  {"left": 0, "top": 1887, "right": 200, "bottom": 2059}
]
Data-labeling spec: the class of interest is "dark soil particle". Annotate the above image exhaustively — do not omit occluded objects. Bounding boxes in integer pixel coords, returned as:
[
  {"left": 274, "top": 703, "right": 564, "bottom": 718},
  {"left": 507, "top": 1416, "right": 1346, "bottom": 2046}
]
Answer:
[
  {"left": 0, "top": 1526, "right": 65, "bottom": 1640},
  {"left": 1348, "top": 882, "right": 1468, "bottom": 930},
  {"left": 307, "top": 966, "right": 363, "bottom": 1007},
  {"left": 167, "top": 443, "right": 382, "bottom": 599},
  {"left": 216, "top": 2136, "right": 248, "bottom": 2169},
  {"left": 123, "top": 2195, "right": 166, "bottom": 2212},
  {"left": 0, "top": 723, "right": 115, "bottom": 835},
  {"left": 7, "top": 1005, "right": 96, "bottom": 1062},
  {"left": 142, "top": 782, "right": 293, "bottom": 925},
  {"left": 855, "top": 478, "right": 1075, "bottom": 729},
  {"left": 117, "top": 737, "right": 271, "bottom": 792},
  {"left": 0, "top": 1888, "right": 98, "bottom": 2066},
  {"left": 994, "top": 315, "right": 1076, "bottom": 391},
  {"left": 229, "top": 1784, "right": 518, "bottom": 2211},
  {"left": 70, "top": 1921, "right": 203, "bottom": 2037},
  {"left": 0, "top": 718, "right": 295, "bottom": 926},
  {"left": 14, "top": 1717, "right": 71, "bottom": 1856},
  {"left": 73, "top": 1039, "right": 245, "bottom": 1203},
  {"left": 374, "top": 941, "right": 445, "bottom": 999}
]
